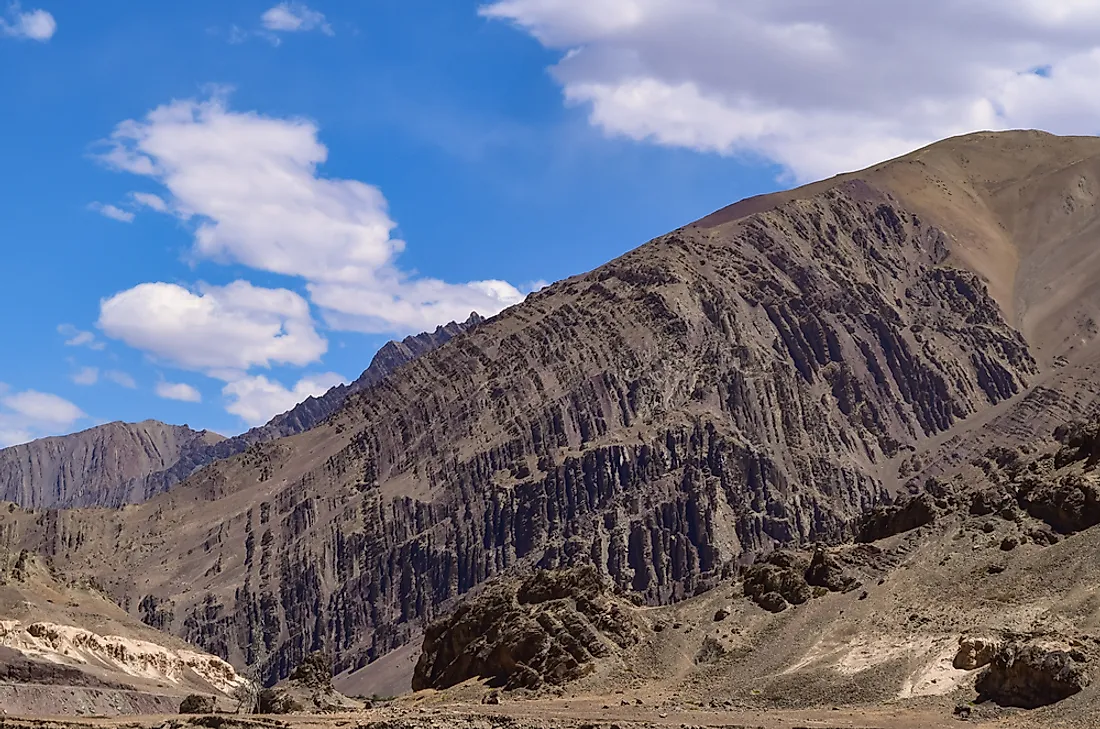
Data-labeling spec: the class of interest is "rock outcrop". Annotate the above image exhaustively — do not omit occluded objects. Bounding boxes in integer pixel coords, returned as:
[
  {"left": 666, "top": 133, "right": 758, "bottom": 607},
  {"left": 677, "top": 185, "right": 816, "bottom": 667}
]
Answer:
[
  {"left": 976, "top": 641, "right": 1091, "bottom": 708},
  {"left": 254, "top": 651, "right": 361, "bottom": 713},
  {"left": 413, "top": 566, "right": 643, "bottom": 691},
  {"left": 179, "top": 694, "right": 216, "bottom": 714}
]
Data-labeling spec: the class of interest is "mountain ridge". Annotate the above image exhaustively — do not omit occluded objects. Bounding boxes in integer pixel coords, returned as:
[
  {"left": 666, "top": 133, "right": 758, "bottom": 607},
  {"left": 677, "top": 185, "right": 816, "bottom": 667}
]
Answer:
[
  {"left": 3, "top": 131, "right": 1100, "bottom": 699},
  {"left": 0, "top": 313, "right": 484, "bottom": 509}
]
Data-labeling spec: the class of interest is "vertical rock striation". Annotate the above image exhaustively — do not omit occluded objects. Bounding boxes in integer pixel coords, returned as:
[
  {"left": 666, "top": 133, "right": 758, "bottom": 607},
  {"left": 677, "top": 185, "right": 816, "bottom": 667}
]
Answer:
[{"left": 0, "top": 175, "right": 1038, "bottom": 684}]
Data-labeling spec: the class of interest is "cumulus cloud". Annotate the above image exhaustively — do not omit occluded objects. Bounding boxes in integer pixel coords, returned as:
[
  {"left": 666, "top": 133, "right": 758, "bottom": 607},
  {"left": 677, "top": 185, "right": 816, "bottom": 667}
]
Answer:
[
  {"left": 88, "top": 202, "right": 135, "bottom": 223},
  {"left": 71, "top": 366, "right": 98, "bottom": 386},
  {"left": 156, "top": 381, "right": 202, "bottom": 403},
  {"left": 261, "top": 2, "right": 333, "bottom": 36},
  {"left": 96, "top": 93, "right": 526, "bottom": 334},
  {"left": 98, "top": 280, "right": 327, "bottom": 372},
  {"left": 481, "top": 0, "right": 1100, "bottom": 180},
  {"left": 222, "top": 372, "right": 345, "bottom": 426},
  {"left": 1, "top": 4, "right": 55, "bottom": 41},
  {"left": 58, "top": 323, "right": 106, "bottom": 351},
  {"left": 0, "top": 385, "right": 86, "bottom": 447}
]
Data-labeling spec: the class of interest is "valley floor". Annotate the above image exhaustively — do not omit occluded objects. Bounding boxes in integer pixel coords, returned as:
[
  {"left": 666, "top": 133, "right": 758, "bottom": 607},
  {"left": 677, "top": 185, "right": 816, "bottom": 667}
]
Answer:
[{"left": 0, "top": 696, "right": 1082, "bottom": 729}]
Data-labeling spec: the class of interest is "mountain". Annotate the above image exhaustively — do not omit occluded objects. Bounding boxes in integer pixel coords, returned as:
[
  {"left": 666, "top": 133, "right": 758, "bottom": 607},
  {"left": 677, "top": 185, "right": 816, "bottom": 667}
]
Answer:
[
  {"left": 4, "top": 130, "right": 1100, "bottom": 697},
  {"left": 120, "top": 312, "right": 486, "bottom": 506},
  {"left": 0, "top": 314, "right": 483, "bottom": 510},
  {"left": 0, "top": 421, "right": 223, "bottom": 508}
]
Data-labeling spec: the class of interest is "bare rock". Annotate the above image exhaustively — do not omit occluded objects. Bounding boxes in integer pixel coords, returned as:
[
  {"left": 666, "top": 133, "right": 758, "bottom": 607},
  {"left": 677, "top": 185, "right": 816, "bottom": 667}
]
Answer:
[
  {"left": 179, "top": 694, "right": 215, "bottom": 714},
  {"left": 858, "top": 492, "right": 938, "bottom": 542},
  {"left": 756, "top": 592, "right": 789, "bottom": 613},
  {"left": 743, "top": 552, "right": 811, "bottom": 610},
  {"left": 953, "top": 637, "right": 1000, "bottom": 671},
  {"left": 976, "top": 641, "right": 1091, "bottom": 708},
  {"left": 413, "top": 565, "right": 644, "bottom": 691},
  {"left": 804, "top": 547, "right": 859, "bottom": 593}
]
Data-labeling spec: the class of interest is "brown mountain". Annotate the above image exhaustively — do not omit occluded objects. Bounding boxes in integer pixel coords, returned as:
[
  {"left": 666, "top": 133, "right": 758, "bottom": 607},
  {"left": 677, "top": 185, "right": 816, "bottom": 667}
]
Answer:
[
  {"left": 0, "top": 421, "right": 223, "bottom": 508},
  {"left": 4, "top": 130, "right": 1100, "bottom": 696},
  {"left": 0, "top": 314, "right": 483, "bottom": 510},
  {"left": 121, "top": 312, "right": 485, "bottom": 506}
]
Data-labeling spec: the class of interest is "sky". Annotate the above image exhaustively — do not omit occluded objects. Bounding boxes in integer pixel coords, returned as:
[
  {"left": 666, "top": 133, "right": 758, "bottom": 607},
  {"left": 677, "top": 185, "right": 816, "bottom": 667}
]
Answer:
[{"left": 2, "top": 0, "right": 1100, "bottom": 446}]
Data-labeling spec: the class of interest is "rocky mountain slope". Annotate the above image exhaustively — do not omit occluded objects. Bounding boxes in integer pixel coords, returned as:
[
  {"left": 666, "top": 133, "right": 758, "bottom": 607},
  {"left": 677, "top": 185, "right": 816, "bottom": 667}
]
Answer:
[
  {"left": 0, "top": 315, "right": 482, "bottom": 510},
  {"left": 0, "top": 421, "right": 223, "bottom": 508},
  {"left": 0, "top": 550, "right": 246, "bottom": 717},
  {"left": 119, "top": 313, "right": 485, "bottom": 506},
  {"left": 3, "top": 130, "right": 1100, "bottom": 699}
]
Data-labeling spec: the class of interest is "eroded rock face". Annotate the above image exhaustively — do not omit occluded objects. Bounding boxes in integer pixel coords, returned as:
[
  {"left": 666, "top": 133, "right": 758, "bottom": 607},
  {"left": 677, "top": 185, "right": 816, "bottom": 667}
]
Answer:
[
  {"left": 954, "top": 637, "right": 1000, "bottom": 671},
  {"left": 413, "top": 566, "right": 643, "bottom": 691},
  {"left": 0, "top": 422, "right": 223, "bottom": 509},
  {"left": 1, "top": 172, "right": 1040, "bottom": 683},
  {"left": 976, "top": 641, "right": 1091, "bottom": 708}
]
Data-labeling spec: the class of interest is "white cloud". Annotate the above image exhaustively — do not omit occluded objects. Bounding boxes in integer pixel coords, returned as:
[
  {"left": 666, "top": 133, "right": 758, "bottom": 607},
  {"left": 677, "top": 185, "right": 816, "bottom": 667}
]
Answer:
[
  {"left": 71, "top": 367, "right": 99, "bottom": 386},
  {"left": 88, "top": 202, "right": 135, "bottom": 223},
  {"left": 222, "top": 372, "right": 345, "bottom": 426},
  {"left": 96, "top": 93, "right": 526, "bottom": 334},
  {"left": 0, "top": 4, "right": 55, "bottom": 41},
  {"left": 99, "top": 280, "right": 327, "bottom": 372},
  {"left": 261, "top": 3, "right": 333, "bottom": 36},
  {"left": 103, "top": 370, "right": 137, "bottom": 389},
  {"left": 311, "top": 277, "right": 527, "bottom": 333},
  {"left": 58, "top": 323, "right": 106, "bottom": 351},
  {"left": 156, "top": 381, "right": 202, "bottom": 403},
  {"left": 0, "top": 387, "right": 86, "bottom": 447},
  {"left": 481, "top": 0, "right": 1100, "bottom": 181},
  {"left": 131, "top": 192, "right": 168, "bottom": 212}
]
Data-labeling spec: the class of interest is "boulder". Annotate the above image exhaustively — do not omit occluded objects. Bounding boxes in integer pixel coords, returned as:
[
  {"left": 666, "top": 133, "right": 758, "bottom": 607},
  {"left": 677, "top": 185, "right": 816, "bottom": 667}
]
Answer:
[
  {"left": 413, "top": 565, "right": 644, "bottom": 691},
  {"left": 976, "top": 641, "right": 1090, "bottom": 708},
  {"left": 179, "top": 694, "right": 216, "bottom": 714},
  {"left": 256, "top": 687, "right": 304, "bottom": 715},
  {"left": 756, "top": 592, "right": 789, "bottom": 613}
]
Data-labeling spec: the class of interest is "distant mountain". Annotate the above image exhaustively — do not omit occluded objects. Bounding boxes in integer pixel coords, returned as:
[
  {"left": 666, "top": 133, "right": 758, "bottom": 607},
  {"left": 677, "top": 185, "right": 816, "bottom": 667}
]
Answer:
[
  {"left": 0, "top": 313, "right": 485, "bottom": 509},
  {"left": 0, "top": 421, "right": 223, "bottom": 508}
]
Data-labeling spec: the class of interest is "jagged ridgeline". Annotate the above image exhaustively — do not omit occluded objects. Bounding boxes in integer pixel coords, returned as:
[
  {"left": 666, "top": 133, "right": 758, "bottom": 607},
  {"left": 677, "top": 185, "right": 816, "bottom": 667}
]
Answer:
[
  {"left": 5, "top": 130, "right": 1100, "bottom": 687},
  {"left": 0, "top": 315, "right": 483, "bottom": 509}
]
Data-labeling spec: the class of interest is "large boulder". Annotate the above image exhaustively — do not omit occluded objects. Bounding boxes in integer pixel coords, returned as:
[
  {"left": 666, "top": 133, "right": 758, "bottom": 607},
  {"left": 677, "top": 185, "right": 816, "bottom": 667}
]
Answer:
[
  {"left": 413, "top": 565, "right": 644, "bottom": 691},
  {"left": 976, "top": 641, "right": 1091, "bottom": 708},
  {"left": 179, "top": 694, "right": 216, "bottom": 714}
]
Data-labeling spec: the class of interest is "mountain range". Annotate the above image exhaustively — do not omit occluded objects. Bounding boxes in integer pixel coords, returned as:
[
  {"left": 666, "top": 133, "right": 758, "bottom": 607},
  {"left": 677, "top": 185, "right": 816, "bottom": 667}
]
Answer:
[
  {"left": 3, "top": 131, "right": 1100, "bottom": 722},
  {"left": 0, "top": 314, "right": 483, "bottom": 508}
]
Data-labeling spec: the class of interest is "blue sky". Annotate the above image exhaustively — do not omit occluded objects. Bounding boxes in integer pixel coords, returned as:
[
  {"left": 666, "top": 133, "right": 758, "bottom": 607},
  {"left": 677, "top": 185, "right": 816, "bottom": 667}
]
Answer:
[{"left": 1, "top": 0, "right": 1097, "bottom": 445}]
